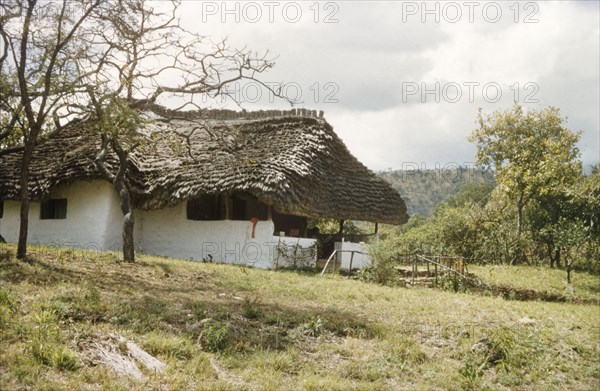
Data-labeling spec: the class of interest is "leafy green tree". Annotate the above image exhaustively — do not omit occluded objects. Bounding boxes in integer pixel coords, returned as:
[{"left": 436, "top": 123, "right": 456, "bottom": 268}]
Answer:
[
  {"left": 568, "top": 166, "right": 600, "bottom": 272},
  {"left": 445, "top": 181, "right": 495, "bottom": 208},
  {"left": 469, "top": 105, "right": 582, "bottom": 263},
  {"left": 554, "top": 218, "right": 588, "bottom": 283}
]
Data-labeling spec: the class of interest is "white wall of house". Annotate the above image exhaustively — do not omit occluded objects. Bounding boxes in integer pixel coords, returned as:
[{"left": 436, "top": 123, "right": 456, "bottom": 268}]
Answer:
[
  {"left": 0, "top": 180, "right": 122, "bottom": 251},
  {"left": 0, "top": 180, "right": 318, "bottom": 269},
  {"left": 335, "top": 241, "right": 371, "bottom": 270},
  {"left": 137, "top": 203, "right": 277, "bottom": 268}
]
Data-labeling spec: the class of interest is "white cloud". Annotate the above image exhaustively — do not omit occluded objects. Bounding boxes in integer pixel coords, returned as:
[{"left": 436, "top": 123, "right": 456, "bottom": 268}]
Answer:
[{"left": 174, "top": 1, "right": 599, "bottom": 170}]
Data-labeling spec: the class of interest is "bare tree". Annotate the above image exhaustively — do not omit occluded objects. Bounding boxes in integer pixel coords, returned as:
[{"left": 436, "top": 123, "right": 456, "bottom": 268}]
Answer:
[
  {"left": 85, "top": 0, "right": 290, "bottom": 262},
  {"left": 1, "top": 0, "right": 289, "bottom": 262},
  {"left": 0, "top": 0, "right": 105, "bottom": 259}
]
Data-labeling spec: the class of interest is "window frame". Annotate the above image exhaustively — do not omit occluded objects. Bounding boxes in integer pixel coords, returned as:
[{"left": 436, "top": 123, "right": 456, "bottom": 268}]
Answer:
[
  {"left": 186, "top": 195, "right": 224, "bottom": 221},
  {"left": 40, "top": 199, "right": 68, "bottom": 220}
]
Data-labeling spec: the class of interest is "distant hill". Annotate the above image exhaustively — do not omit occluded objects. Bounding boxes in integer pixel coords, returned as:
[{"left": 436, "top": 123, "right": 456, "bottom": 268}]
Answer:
[{"left": 378, "top": 167, "right": 495, "bottom": 217}]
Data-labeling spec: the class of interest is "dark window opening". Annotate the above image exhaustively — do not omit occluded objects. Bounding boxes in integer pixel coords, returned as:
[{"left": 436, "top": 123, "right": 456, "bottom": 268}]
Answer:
[
  {"left": 40, "top": 199, "right": 67, "bottom": 220},
  {"left": 272, "top": 210, "right": 307, "bottom": 237},
  {"left": 187, "top": 195, "right": 224, "bottom": 221},
  {"left": 0, "top": 201, "right": 4, "bottom": 219},
  {"left": 232, "top": 198, "right": 247, "bottom": 220},
  {"left": 231, "top": 193, "right": 268, "bottom": 221}
]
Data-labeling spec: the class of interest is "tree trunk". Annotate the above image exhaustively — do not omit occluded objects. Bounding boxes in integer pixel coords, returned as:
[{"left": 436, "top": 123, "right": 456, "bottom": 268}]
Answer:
[
  {"left": 517, "top": 205, "right": 523, "bottom": 237},
  {"left": 122, "top": 208, "right": 135, "bottom": 262},
  {"left": 548, "top": 243, "right": 555, "bottom": 268},
  {"left": 511, "top": 199, "right": 525, "bottom": 265},
  {"left": 94, "top": 136, "right": 136, "bottom": 262},
  {"left": 16, "top": 145, "right": 34, "bottom": 260},
  {"left": 115, "top": 181, "right": 135, "bottom": 262}
]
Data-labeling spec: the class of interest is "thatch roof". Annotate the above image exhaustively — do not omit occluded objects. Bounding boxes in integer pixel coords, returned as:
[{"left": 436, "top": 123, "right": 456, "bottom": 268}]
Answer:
[{"left": 0, "top": 105, "right": 408, "bottom": 224}]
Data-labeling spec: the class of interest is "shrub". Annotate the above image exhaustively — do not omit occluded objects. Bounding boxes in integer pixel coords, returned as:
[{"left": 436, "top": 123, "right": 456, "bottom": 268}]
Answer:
[
  {"left": 201, "top": 320, "right": 230, "bottom": 352},
  {"left": 302, "top": 315, "right": 322, "bottom": 337}
]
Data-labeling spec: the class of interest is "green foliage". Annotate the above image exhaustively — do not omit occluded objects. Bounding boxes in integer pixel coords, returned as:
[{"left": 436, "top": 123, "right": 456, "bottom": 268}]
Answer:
[
  {"left": 201, "top": 320, "right": 231, "bottom": 352},
  {"left": 92, "top": 97, "right": 145, "bottom": 151},
  {"left": 469, "top": 105, "right": 582, "bottom": 243},
  {"left": 374, "top": 106, "right": 595, "bottom": 277},
  {"left": 302, "top": 315, "right": 323, "bottom": 337},
  {"left": 307, "top": 218, "right": 369, "bottom": 235},
  {"left": 470, "top": 105, "right": 581, "bottom": 198},
  {"left": 445, "top": 181, "right": 495, "bottom": 208},
  {"left": 379, "top": 167, "right": 494, "bottom": 216}
]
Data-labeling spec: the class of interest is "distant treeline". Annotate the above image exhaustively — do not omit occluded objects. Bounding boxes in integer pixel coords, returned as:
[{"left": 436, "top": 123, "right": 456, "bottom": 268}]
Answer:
[{"left": 378, "top": 167, "right": 495, "bottom": 217}]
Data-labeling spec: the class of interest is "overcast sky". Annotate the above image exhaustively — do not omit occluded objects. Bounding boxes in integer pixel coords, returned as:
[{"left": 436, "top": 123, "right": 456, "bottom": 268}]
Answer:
[{"left": 174, "top": 0, "right": 599, "bottom": 172}]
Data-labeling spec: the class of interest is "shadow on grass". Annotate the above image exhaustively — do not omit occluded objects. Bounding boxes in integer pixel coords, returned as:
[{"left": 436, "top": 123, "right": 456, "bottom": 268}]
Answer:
[{"left": 0, "top": 252, "right": 384, "bottom": 354}]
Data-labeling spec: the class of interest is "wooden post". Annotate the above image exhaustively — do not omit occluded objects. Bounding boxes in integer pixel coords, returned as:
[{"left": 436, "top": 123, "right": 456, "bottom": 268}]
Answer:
[
  {"left": 374, "top": 222, "right": 379, "bottom": 234},
  {"left": 267, "top": 205, "right": 272, "bottom": 221},
  {"left": 224, "top": 193, "right": 231, "bottom": 220},
  {"left": 348, "top": 251, "right": 355, "bottom": 274},
  {"left": 274, "top": 238, "right": 280, "bottom": 269},
  {"left": 434, "top": 263, "right": 438, "bottom": 286}
]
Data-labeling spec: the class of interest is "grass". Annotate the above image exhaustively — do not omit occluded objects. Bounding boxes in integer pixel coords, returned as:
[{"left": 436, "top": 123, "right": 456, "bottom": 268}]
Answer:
[
  {"left": 469, "top": 264, "right": 600, "bottom": 303},
  {"left": 0, "top": 243, "right": 599, "bottom": 390}
]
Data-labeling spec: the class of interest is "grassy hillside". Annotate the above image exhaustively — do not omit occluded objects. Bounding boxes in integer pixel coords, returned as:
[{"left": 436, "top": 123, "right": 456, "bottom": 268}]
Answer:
[
  {"left": 1, "top": 245, "right": 598, "bottom": 390},
  {"left": 378, "top": 168, "right": 494, "bottom": 216}
]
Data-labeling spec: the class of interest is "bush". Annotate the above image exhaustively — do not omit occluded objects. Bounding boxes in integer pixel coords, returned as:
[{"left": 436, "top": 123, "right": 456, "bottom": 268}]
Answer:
[
  {"left": 201, "top": 320, "right": 230, "bottom": 352},
  {"left": 302, "top": 315, "right": 322, "bottom": 337}
]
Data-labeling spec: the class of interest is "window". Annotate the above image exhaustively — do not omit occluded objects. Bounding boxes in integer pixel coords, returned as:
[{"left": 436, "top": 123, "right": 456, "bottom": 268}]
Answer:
[
  {"left": 0, "top": 201, "right": 3, "bottom": 219},
  {"left": 232, "top": 197, "right": 247, "bottom": 220},
  {"left": 40, "top": 199, "right": 67, "bottom": 220},
  {"left": 231, "top": 193, "right": 268, "bottom": 220},
  {"left": 187, "top": 195, "right": 223, "bottom": 221}
]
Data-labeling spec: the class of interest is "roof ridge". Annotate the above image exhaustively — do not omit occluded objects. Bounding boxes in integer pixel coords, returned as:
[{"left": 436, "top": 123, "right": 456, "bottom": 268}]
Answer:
[{"left": 142, "top": 102, "right": 325, "bottom": 121}]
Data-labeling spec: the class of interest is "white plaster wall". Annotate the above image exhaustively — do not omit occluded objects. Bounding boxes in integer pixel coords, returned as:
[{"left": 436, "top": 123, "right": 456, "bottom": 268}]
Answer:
[
  {"left": 335, "top": 241, "right": 371, "bottom": 270},
  {"left": 0, "top": 180, "right": 318, "bottom": 270},
  {"left": 138, "top": 203, "right": 277, "bottom": 268},
  {"left": 0, "top": 180, "right": 122, "bottom": 251}
]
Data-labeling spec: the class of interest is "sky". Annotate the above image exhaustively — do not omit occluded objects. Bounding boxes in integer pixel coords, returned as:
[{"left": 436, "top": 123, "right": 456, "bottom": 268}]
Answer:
[{"left": 173, "top": 0, "right": 599, "bottom": 172}]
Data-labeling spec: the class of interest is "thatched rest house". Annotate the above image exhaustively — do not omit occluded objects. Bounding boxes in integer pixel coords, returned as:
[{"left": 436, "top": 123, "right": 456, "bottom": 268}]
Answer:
[{"left": 0, "top": 105, "right": 408, "bottom": 268}]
